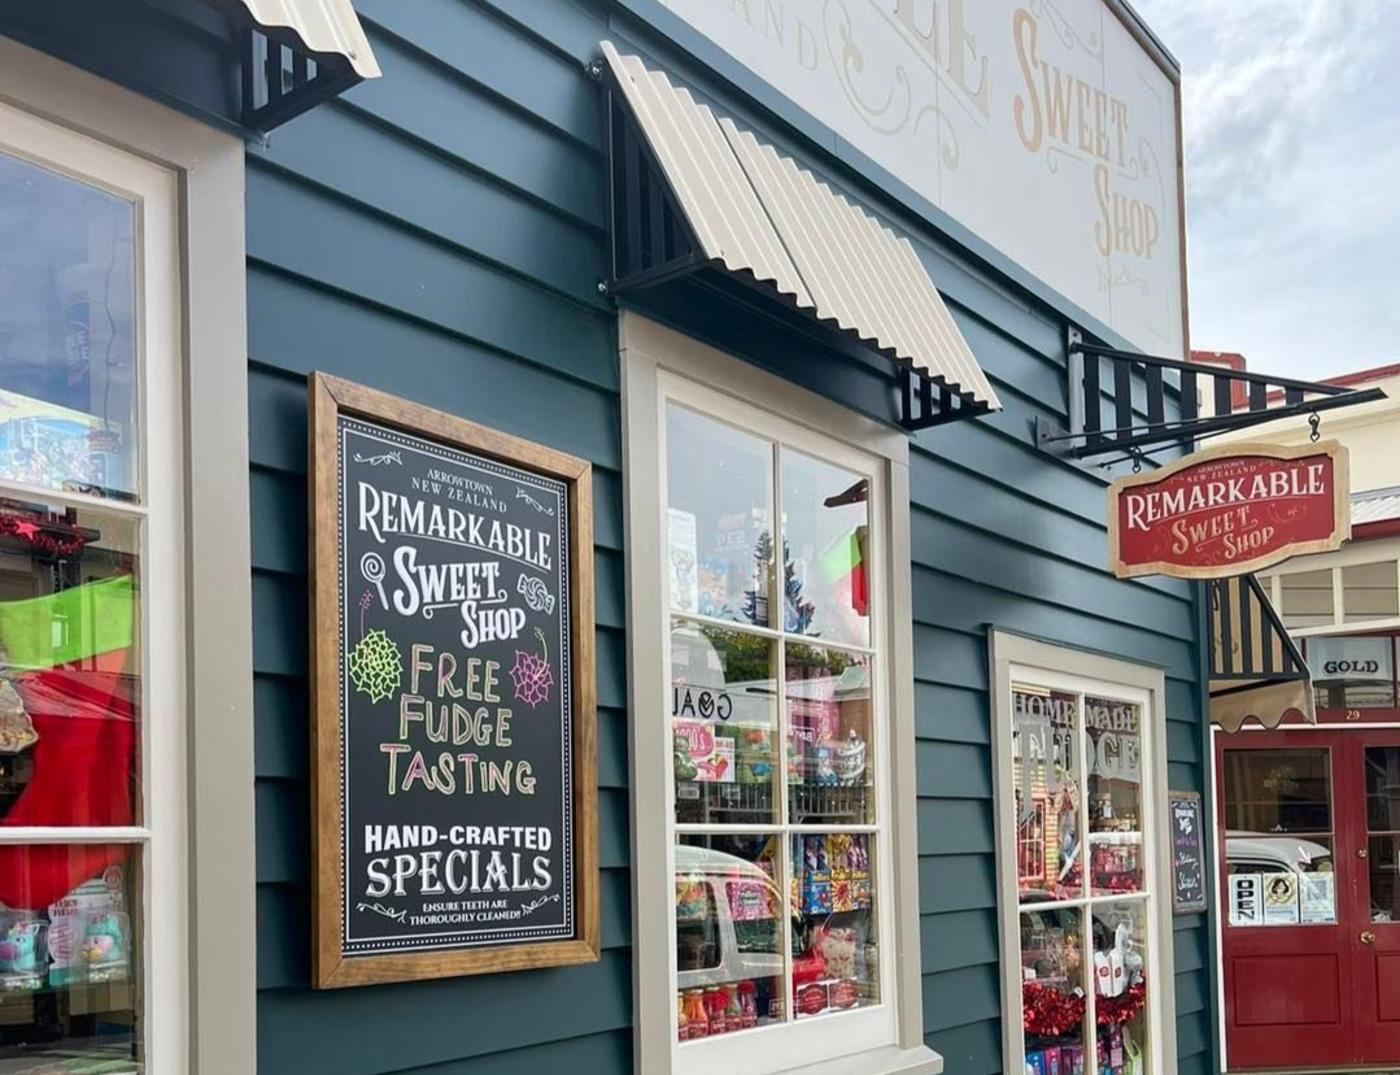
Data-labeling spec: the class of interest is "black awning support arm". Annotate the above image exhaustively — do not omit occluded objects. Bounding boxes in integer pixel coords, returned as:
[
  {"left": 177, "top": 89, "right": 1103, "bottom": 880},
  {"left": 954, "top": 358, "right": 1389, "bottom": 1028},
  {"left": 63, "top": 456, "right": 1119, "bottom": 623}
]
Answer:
[{"left": 1039, "top": 327, "right": 1387, "bottom": 462}]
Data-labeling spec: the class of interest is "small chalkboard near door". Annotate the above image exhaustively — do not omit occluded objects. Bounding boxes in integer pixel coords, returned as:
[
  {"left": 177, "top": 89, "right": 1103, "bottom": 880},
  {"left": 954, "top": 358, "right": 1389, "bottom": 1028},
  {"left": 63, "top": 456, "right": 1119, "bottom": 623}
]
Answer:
[
  {"left": 308, "top": 373, "right": 599, "bottom": 988},
  {"left": 1168, "top": 790, "right": 1207, "bottom": 915}
]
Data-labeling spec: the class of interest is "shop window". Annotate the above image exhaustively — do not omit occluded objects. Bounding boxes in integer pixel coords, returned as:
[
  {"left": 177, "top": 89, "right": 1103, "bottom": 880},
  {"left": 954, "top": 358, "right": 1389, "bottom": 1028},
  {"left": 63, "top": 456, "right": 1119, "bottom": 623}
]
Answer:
[
  {"left": 993, "top": 640, "right": 1175, "bottom": 1075},
  {"left": 1343, "top": 562, "right": 1400, "bottom": 623},
  {"left": 0, "top": 111, "right": 182, "bottom": 1064},
  {"left": 1278, "top": 569, "right": 1335, "bottom": 628},
  {"left": 622, "top": 329, "right": 924, "bottom": 1074},
  {"left": 668, "top": 404, "right": 884, "bottom": 1054},
  {"left": 1306, "top": 636, "right": 1397, "bottom": 709}
]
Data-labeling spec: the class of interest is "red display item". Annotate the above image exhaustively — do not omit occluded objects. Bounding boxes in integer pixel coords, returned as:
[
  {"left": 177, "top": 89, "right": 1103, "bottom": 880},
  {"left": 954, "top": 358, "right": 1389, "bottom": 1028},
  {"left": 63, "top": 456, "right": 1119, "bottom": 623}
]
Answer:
[
  {"left": 704, "top": 986, "right": 727, "bottom": 1034},
  {"left": 0, "top": 575, "right": 137, "bottom": 911},
  {"left": 829, "top": 978, "right": 860, "bottom": 1010},
  {"left": 682, "top": 989, "right": 708, "bottom": 1040},
  {"left": 795, "top": 980, "right": 830, "bottom": 1017},
  {"left": 1022, "top": 980, "right": 1087, "bottom": 1038},
  {"left": 737, "top": 979, "right": 758, "bottom": 1029},
  {"left": 1095, "top": 977, "right": 1146, "bottom": 1027}
]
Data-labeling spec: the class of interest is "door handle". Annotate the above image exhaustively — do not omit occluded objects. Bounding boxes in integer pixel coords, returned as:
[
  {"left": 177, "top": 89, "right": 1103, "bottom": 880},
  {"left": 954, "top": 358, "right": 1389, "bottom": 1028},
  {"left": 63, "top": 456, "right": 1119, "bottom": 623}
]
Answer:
[
  {"left": 1361, "top": 930, "right": 1377, "bottom": 945},
  {"left": 1359, "top": 847, "right": 1369, "bottom": 859}
]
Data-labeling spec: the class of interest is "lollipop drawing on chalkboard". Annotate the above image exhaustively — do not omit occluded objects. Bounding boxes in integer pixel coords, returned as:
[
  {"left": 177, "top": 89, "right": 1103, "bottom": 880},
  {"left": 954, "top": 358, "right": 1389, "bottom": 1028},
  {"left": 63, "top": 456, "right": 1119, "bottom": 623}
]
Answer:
[
  {"left": 510, "top": 627, "right": 555, "bottom": 708},
  {"left": 347, "top": 553, "right": 402, "bottom": 704}
]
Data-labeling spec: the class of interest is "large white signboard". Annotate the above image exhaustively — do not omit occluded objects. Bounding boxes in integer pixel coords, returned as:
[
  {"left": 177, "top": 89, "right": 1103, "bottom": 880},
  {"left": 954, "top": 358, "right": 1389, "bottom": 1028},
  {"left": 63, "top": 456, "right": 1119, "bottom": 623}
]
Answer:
[{"left": 656, "top": 0, "right": 1185, "bottom": 357}]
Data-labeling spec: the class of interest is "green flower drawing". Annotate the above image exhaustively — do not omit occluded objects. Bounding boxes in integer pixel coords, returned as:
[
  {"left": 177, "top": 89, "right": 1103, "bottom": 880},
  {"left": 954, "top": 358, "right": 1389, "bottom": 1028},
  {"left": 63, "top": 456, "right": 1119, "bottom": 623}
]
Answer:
[{"left": 348, "top": 628, "right": 402, "bottom": 703}]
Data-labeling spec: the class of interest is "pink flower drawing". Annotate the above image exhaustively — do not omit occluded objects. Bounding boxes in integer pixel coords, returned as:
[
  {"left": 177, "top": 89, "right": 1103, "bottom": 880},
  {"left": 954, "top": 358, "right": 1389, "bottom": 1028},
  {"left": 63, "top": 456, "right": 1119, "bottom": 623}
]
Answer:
[{"left": 510, "top": 628, "right": 554, "bottom": 707}]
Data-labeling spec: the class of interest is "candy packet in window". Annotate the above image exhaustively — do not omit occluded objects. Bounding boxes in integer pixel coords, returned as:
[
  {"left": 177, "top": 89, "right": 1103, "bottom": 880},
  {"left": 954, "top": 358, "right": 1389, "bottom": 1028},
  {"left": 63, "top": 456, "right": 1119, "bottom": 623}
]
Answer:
[{"left": 46, "top": 866, "right": 126, "bottom": 987}]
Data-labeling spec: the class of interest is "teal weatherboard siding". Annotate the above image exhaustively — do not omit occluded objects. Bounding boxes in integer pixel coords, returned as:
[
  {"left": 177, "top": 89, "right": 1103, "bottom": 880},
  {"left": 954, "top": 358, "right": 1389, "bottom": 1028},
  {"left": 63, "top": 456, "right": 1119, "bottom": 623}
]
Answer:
[{"left": 0, "top": 0, "right": 1217, "bottom": 1072}]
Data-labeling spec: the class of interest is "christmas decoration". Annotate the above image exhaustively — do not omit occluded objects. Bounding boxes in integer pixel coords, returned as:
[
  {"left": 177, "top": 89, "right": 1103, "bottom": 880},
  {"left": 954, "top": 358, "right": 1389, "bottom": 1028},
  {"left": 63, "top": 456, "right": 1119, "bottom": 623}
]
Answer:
[
  {"left": 1023, "top": 980, "right": 1086, "bottom": 1038},
  {"left": 510, "top": 627, "right": 554, "bottom": 707},
  {"left": 347, "top": 628, "right": 402, "bottom": 703},
  {"left": 0, "top": 513, "right": 87, "bottom": 558},
  {"left": 1096, "top": 976, "right": 1147, "bottom": 1027}
]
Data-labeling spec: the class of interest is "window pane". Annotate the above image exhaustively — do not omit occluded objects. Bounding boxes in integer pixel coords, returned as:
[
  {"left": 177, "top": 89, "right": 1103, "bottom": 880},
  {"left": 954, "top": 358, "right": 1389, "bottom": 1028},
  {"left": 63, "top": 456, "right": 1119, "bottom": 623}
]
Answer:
[
  {"left": 0, "top": 499, "right": 140, "bottom": 833},
  {"left": 780, "top": 450, "right": 869, "bottom": 648},
  {"left": 1087, "top": 697, "right": 1143, "bottom": 897},
  {"left": 1308, "top": 636, "right": 1396, "bottom": 709},
  {"left": 1343, "top": 562, "right": 1399, "bottom": 623},
  {"left": 666, "top": 407, "right": 773, "bottom": 627},
  {"left": 1020, "top": 905, "right": 1087, "bottom": 1070},
  {"left": 1366, "top": 748, "right": 1400, "bottom": 923},
  {"left": 1013, "top": 686, "right": 1082, "bottom": 902},
  {"left": 790, "top": 833, "right": 877, "bottom": 1020},
  {"left": 1279, "top": 570, "right": 1334, "bottom": 628},
  {"left": 786, "top": 644, "right": 873, "bottom": 825},
  {"left": 1092, "top": 902, "right": 1150, "bottom": 1074},
  {"left": 676, "top": 835, "right": 785, "bottom": 1039},
  {"left": 1223, "top": 748, "right": 1331, "bottom": 834},
  {"left": 0, "top": 847, "right": 139, "bottom": 1067},
  {"left": 671, "top": 620, "right": 778, "bottom": 826},
  {"left": 0, "top": 151, "right": 139, "bottom": 501}
]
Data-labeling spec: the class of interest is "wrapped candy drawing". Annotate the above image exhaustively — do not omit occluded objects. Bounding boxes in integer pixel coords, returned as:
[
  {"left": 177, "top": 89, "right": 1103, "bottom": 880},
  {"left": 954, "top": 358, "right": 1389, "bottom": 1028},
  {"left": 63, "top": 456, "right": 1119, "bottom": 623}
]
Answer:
[{"left": 0, "top": 678, "right": 38, "bottom": 754}]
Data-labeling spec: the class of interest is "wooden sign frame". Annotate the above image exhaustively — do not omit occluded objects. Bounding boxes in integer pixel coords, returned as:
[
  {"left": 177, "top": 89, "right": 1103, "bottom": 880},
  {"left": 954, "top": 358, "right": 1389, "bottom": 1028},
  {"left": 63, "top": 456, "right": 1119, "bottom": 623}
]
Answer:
[
  {"left": 1107, "top": 439, "right": 1349, "bottom": 580},
  {"left": 1168, "top": 790, "right": 1208, "bottom": 915},
  {"left": 308, "top": 373, "right": 598, "bottom": 988}
]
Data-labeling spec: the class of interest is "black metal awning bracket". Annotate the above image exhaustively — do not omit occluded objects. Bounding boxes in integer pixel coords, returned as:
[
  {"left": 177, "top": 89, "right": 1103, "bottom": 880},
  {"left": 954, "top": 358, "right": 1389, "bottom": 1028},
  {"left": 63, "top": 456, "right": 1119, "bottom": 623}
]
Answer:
[{"left": 1039, "top": 327, "right": 1388, "bottom": 463}]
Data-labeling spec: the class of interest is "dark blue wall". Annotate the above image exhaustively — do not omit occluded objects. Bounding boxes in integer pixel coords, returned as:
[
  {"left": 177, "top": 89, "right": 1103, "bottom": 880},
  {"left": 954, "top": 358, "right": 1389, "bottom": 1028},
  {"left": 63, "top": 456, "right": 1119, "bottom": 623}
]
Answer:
[{"left": 0, "top": 1, "right": 1217, "bottom": 1072}]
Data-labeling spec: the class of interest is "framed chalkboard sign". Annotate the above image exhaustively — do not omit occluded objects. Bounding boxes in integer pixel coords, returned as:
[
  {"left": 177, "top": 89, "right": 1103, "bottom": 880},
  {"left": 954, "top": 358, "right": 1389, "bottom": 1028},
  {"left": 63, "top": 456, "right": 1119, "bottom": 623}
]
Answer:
[
  {"left": 309, "top": 374, "right": 598, "bottom": 988},
  {"left": 1168, "top": 791, "right": 1208, "bottom": 915}
]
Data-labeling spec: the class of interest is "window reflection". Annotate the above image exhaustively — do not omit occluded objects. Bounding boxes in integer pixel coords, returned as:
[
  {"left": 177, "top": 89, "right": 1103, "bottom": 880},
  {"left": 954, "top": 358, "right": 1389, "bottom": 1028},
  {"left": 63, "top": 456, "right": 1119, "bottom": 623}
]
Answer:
[
  {"left": 1306, "top": 636, "right": 1397, "bottom": 710},
  {"left": 781, "top": 451, "right": 869, "bottom": 648},
  {"left": 1013, "top": 687, "right": 1082, "bottom": 901},
  {"left": 0, "top": 152, "right": 138, "bottom": 501},
  {"left": 1279, "top": 570, "right": 1334, "bottom": 629}
]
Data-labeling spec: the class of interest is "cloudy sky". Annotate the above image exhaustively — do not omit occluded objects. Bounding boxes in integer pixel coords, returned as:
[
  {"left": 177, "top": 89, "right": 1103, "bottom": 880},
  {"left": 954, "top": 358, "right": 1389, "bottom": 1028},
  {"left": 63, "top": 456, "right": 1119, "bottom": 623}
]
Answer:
[{"left": 1130, "top": 0, "right": 1400, "bottom": 379}]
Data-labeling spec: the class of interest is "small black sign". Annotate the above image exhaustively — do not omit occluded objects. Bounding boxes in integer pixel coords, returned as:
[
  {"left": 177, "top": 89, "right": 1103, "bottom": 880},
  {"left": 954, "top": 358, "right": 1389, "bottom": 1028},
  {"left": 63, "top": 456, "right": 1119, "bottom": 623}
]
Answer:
[{"left": 1169, "top": 791, "right": 1207, "bottom": 915}]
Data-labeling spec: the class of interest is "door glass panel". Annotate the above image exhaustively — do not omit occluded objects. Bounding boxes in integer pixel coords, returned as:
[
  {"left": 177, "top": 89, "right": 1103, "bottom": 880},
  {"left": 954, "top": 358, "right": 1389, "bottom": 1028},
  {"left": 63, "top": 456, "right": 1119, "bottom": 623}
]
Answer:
[
  {"left": 676, "top": 834, "right": 785, "bottom": 1039},
  {"left": 785, "top": 645, "right": 873, "bottom": 825},
  {"left": 0, "top": 845, "right": 139, "bottom": 1066},
  {"left": 1087, "top": 696, "right": 1143, "bottom": 896},
  {"left": 1092, "top": 902, "right": 1150, "bottom": 1074},
  {"left": 1308, "top": 636, "right": 1396, "bottom": 709},
  {"left": 666, "top": 407, "right": 773, "bottom": 627},
  {"left": 1223, "top": 748, "right": 1336, "bottom": 928},
  {"left": 0, "top": 152, "right": 138, "bottom": 501},
  {"left": 1365, "top": 747, "right": 1400, "bottom": 923},
  {"left": 1279, "top": 570, "right": 1334, "bottom": 628},
  {"left": 1012, "top": 686, "right": 1082, "bottom": 902},
  {"left": 779, "top": 450, "right": 869, "bottom": 648},
  {"left": 671, "top": 620, "right": 778, "bottom": 826},
  {"left": 1021, "top": 905, "right": 1088, "bottom": 1070},
  {"left": 1343, "top": 562, "right": 1400, "bottom": 623}
]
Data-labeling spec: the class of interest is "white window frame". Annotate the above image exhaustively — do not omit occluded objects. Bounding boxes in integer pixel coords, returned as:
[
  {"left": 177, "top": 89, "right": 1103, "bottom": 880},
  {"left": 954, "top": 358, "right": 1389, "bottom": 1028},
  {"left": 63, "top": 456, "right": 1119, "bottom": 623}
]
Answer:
[
  {"left": 1264, "top": 537, "right": 1400, "bottom": 637},
  {"left": 0, "top": 36, "right": 255, "bottom": 1075},
  {"left": 988, "top": 631, "right": 1178, "bottom": 1075},
  {"left": 622, "top": 313, "right": 940, "bottom": 1075}
]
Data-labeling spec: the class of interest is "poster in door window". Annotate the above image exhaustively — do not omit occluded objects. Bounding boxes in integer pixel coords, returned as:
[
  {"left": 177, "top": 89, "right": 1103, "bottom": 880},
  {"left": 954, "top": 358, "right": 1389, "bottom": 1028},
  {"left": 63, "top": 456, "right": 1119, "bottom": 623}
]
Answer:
[
  {"left": 1298, "top": 872, "right": 1336, "bottom": 924},
  {"left": 1262, "top": 874, "right": 1300, "bottom": 925},
  {"left": 1229, "top": 874, "right": 1261, "bottom": 926},
  {"left": 309, "top": 374, "right": 599, "bottom": 987}
]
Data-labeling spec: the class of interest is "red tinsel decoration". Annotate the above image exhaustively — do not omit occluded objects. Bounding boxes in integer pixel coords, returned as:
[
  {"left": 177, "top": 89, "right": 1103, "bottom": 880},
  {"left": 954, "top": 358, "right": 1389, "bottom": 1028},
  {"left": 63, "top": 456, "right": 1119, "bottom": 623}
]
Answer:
[
  {"left": 1022, "top": 981, "right": 1086, "bottom": 1038},
  {"left": 1023, "top": 976, "right": 1147, "bottom": 1037},
  {"left": 0, "top": 514, "right": 87, "bottom": 558},
  {"left": 1096, "top": 977, "right": 1147, "bottom": 1027}
]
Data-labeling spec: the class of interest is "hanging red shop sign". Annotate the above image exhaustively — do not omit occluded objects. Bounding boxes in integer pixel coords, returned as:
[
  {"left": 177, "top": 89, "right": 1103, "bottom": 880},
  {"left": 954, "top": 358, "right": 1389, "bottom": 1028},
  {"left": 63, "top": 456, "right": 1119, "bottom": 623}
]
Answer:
[{"left": 1107, "top": 440, "right": 1349, "bottom": 580}]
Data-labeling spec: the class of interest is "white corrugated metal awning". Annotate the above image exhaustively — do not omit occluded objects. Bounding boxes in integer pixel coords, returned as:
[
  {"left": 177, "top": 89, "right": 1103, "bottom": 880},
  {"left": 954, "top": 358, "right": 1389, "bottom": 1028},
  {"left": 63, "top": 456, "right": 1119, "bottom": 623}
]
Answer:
[
  {"left": 1352, "top": 486, "right": 1400, "bottom": 527},
  {"left": 600, "top": 41, "right": 1000, "bottom": 415},
  {"left": 234, "top": 0, "right": 380, "bottom": 79}
]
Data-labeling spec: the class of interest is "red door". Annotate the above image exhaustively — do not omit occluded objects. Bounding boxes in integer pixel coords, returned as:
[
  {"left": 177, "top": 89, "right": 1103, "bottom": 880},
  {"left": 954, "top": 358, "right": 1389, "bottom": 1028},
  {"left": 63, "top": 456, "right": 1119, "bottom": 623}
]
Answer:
[
  {"left": 1219, "top": 728, "right": 1400, "bottom": 1069},
  {"left": 1352, "top": 732, "right": 1400, "bottom": 1059},
  {"left": 1219, "top": 730, "right": 1353, "bottom": 1069}
]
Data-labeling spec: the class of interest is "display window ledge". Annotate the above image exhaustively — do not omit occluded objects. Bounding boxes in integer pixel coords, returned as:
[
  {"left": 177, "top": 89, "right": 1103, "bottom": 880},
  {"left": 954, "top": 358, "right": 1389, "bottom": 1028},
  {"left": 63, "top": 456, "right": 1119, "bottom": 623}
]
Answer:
[{"left": 780, "top": 1043, "right": 943, "bottom": 1075}]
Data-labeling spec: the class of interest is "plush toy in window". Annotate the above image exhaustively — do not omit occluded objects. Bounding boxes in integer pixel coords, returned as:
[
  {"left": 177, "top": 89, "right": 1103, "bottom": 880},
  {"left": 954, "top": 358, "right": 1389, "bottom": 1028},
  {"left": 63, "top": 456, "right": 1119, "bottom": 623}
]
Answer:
[
  {"left": 80, "top": 913, "right": 126, "bottom": 969},
  {"left": 0, "top": 918, "right": 44, "bottom": 973}
]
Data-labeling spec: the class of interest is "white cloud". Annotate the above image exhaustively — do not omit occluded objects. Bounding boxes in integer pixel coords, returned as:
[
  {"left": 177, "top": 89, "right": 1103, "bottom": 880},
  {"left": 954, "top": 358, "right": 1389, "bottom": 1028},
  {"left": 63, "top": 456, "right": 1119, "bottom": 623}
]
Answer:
[{"left": 1130, "top": 0, "right": 1400, "bottom": 377}]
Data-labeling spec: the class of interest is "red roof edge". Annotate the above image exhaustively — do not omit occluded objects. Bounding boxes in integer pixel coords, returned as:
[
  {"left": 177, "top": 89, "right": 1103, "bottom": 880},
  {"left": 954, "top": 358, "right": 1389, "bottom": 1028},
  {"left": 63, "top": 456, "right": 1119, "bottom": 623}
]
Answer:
[{"left": 1353, "top": 518, "right": 1400, "bottom": 542}]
